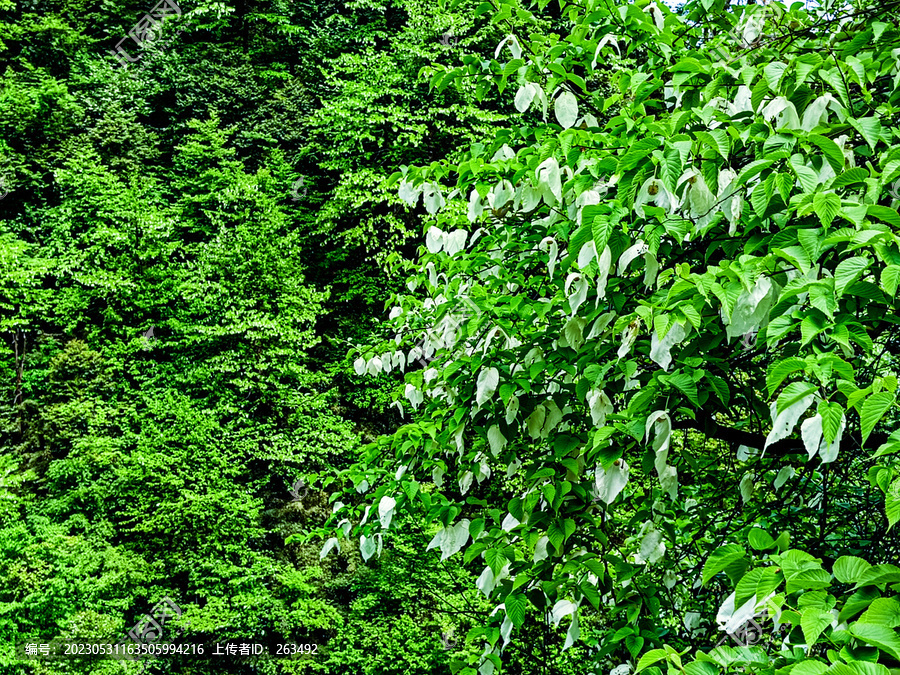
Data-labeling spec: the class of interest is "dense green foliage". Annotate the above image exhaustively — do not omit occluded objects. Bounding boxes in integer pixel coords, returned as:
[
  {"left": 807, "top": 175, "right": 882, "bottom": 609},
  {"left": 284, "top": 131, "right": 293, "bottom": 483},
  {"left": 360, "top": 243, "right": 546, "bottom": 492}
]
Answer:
[
  {"left": 0, "top": 0, "right": 532, "bottom": 672},
  {"left": 323, "top": 0, "right": 900, "bottom": 673},
  {"left": 3, "top": 0, "right": 900, "bottom": 674}
]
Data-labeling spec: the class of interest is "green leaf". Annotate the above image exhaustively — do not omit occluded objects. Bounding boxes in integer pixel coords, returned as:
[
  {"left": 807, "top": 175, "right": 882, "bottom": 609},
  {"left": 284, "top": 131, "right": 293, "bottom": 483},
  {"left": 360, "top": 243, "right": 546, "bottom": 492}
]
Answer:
[
  {"left": 874, "top": 430, "right": 900, "bottom": 458},
  {"left": 705, "top": 373, "right": 730, "bottom": 406},
  {"left": 834, "top": 257, "right": 869, "bottom": 297},
  {"left": 792, "top": 157, "right": 820, "bottom": 193},
  {"left": 867, "top": 205, "right": 900, "bottom": 228},
  {"left": 504, "top": 592, "right": 528, "bottom": 627},
  {"left": 751, "top": 77, "right": 769, "bottom": 112},
  {"left": 752, "top": 174, "right": 775, "bottom": 218},
  {"left": 785, "top": 568, "right": 832, "bottom": 594},
  {"left": 818, "top": 401, "right": 844, "bottom": 444},
  {"left": 848, "top": 117, "right": 883, "bottom": 151},
  {"left": 547, "top": 521, "right": 566, "bottom": 554},
  {"left": 618, "top": 138, "right": 661, "bottom": 172},
  {"left": 636, "top": 649, "right": 669, "bottom": 672},
  {"left": 683, "top": 662, "right": 719, "bottom": 675},
  {"left": 748, "top": 528, "right": 776, "bottom": 551},
  {"left": 662, "top": 372, "right": 699, "bottom": 406},
  {"left": 696, "top": 130, "right": 730, "bottom": 160},
  {"left": 795, "top": 53, "right": 824, "bottom": 84},
  {"left": 484, "top": 547, "right": 505, "bottom": 577},
  {"left": 738, "top": 159, "right": 775, "bottom": 186},
  {"left": 767, "top": 358, "right": 808, "bottom": 397},
  {"left": 849, "top": 624, "right": 900, "bottom": 660},
  {"left": 735, "top": 567, "right": 781, "bottom": 607},
  {"left": 808, "top": 134, "right": 845, "bottom": 172},
  {"left": 858, "top": 597, "right": 900, "bottom": 628},
  {"left": 592, "top": 213, "right": 614, "bottom": 255},
  {"left": 775, "top": 172, "right": 794, "bottom": 204},
  {"left": 860, "top": 392, "right": 894, "bottom": 444},
  {"left": 839, "top": 587, "right": 880, "bottom": 622},
  {"left": 813, "top": 192, "right": 841, "bottom": 228},
  {"left": 856, "top": 564, "right": 900, "bottom": 588},
  {"left": 887, "top": 477, "right": 900, "bottom": 530},
  {"left": 774, "top": 246, "right": 812, "bottom": 275},
  {"left": 774, "top": 531, "right": 791, "bottom": 552},
  {"left": 791, "top": 662, "right": 829, "bottom": 675},
  {"left": 801, "top": 609, "right": 834, "bottom": 646},
  {"left": 880, "top": 265, "right": 900, "bottom": 297},
  {"left": 702, "top": 544, "right": 746, "bottom": 586},
  {"left": 800, "top": 607, "right": 834, "bottom": 646},
  {"left": 832, "top": 167, "right": 869, "bottom": 188},
  {"left": 568, "top": 223, "right": 594, "bottom": 260},
  {"left": 801, "top": 315, "right": 826, "bottom": 346},
  {"left": 765, "top": 62, "right": 789, "bottom": 91}
]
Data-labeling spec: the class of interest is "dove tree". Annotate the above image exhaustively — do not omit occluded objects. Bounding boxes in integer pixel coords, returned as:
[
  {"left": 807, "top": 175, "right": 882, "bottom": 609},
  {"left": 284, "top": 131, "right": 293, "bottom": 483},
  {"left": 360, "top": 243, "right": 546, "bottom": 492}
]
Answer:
[{"left": 316, "top": 0, "right": 900, "bottom": 671}]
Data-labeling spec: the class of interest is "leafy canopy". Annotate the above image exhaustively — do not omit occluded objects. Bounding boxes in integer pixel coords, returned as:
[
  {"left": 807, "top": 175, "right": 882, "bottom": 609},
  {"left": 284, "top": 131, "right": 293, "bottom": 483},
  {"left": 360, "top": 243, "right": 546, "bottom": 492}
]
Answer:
[{"left": 321, "top": 0, "right": 900, "bottom": 672}]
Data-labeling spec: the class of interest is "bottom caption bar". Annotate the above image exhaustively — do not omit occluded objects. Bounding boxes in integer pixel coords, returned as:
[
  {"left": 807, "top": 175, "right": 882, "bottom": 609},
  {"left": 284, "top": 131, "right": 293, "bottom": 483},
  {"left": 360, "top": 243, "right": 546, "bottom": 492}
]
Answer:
[{"left": 16, "top": 641, "right": 319, "bottom": 661}]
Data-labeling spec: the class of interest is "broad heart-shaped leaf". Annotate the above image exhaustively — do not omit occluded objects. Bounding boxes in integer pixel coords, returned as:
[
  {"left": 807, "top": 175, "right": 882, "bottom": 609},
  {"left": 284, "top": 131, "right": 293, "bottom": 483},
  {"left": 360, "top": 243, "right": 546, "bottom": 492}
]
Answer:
[
  {"left": 554, "top": 90, "right": 578, "bottom": 129},
  {"left": 849, "top": 624, "right": 900, "bottom": 660},
  {"left": 485, "top": 547, "right": 506, "bottom": 576},
  {"left": 765, "top": 61, "right": 789, "bottom": 90},
  {"left": 887, "top": 477, "right": 900, "bottom": 530},
  {"left": 848, "top": 116, "right": 883, "bottom": 151},
  {"left": 792, "top": 158, "right": 820, "bottom": 193},
  {"left": 818, "top": 401, "right": 844, "bottom": 444},
  {"left": 881, "top": 264, "right": 900, "bottom": 297},
  {"left": 547, "top": 520, "right": 567, "bottom": 553},
  {"left": 813, "top": 192, "right": 841, "bottom": 227},
  {"left": 748, "top": 528, "right": 776, "bottom": 551},
  {"left": 766, "top": 357, "right": 807, "bottom": 397},
  {"left": 504, "top": 591, "right": 528, "bottom": 628},
  {"left": 785, "top": 568, "right": 832, "bottom": 594},
  {"left": 832, "top": 167, "right": 869, "bottom": 188},
  {"left": 801, "top": 608, "right": 834, "bottom": 646},
  {"left": 855, "top": 564, "right": 900, "bottom": 588},
  {"left": 702, "top": 544, "right": 746, "bottom": 586},
  {"left": 683, "top": 662, "right": 718, "bottom": 675},
  {"left": 808, "top": 134, "right": 845, "bottom": 172},
  {"left": 618, "top": 138, "right": 661, "bottom": 172},
  {"left": 867, "top": 205, "right": 900, "bottom": 228},
  {"left": 834, "top": 256, "right": 869, "bottom": 297},
  {"left": 735, "top": 567, "right": 781, "bottom": 607},
  {"left": 858, "top": 597, "right": 900, "bottom": 627},
  {"left": 661, "top": 372, "right": 699, "bottom": 406},
  {"left": 636, "top": 649, "right": 668, "bottom": 673},
  {"left": 860, "top": 391, "right": 894, "bottom": 444},
  {"left": 840, "top": 587, "right": 881, "bottom": 622},
  {"left": 592, "top": 212, "right": 615, "bottom": 255},
  {"left": 788, "top": 663, "right": 828, "bottom": 675},
  {"left": 875, "top": 430, "right": 900, "bottom": 458},
  {"left": 695, "top": 130, "right": 730, "bottom": 160}
]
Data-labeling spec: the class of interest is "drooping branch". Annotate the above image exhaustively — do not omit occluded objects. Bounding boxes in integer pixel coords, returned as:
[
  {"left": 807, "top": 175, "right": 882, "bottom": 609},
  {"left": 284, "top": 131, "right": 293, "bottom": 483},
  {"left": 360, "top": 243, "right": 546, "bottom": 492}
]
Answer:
[{"left": 674, "top": 407, "right": 887, "bottom": 460}]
